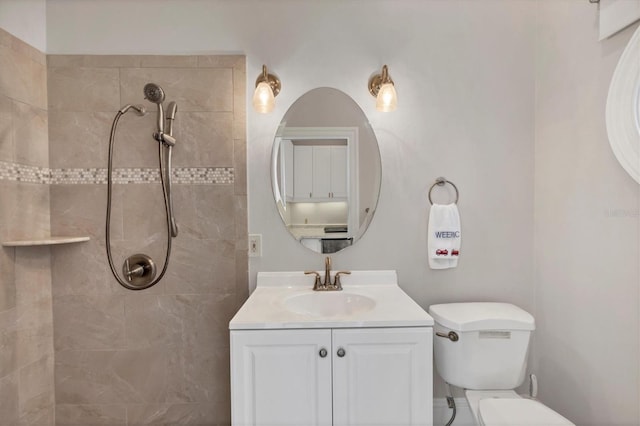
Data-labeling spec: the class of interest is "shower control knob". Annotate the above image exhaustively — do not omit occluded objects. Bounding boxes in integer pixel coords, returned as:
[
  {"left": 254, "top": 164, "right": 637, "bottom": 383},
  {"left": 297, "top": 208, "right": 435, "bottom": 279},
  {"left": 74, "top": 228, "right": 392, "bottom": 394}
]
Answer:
[
  {"left": 337, "top": 348, "right": 346, "bottom": 357},
  {"left": 121, "top": 254, "right": 156, "bottom": 288},
  {"left": 319, "top": 348, "right": 328, "bottom": 358}
]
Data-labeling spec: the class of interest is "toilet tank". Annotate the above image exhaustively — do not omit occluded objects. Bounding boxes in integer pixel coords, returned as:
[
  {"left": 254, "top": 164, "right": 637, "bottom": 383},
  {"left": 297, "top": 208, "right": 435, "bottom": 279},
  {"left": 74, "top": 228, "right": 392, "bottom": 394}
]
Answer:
[{"left": 428, "top": 303, "right": 535, "bottom": 390}]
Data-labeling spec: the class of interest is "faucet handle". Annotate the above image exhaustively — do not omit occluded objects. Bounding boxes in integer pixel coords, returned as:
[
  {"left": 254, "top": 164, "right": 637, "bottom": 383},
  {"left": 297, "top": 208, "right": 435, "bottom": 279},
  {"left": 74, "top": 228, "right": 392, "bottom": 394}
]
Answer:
[
  {"left": 334, "top": 271, "right": 351, "bottom": 290},
  {"left": 304, "top": 271, "right": 322, "bottom": 290}
]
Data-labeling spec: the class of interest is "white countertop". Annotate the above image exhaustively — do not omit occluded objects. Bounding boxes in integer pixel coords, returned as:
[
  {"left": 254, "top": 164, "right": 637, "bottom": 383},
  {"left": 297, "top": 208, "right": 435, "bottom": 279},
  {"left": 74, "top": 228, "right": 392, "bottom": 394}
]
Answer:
[{"left": 229, "top": 270, "right": 434, "bottom": 330}]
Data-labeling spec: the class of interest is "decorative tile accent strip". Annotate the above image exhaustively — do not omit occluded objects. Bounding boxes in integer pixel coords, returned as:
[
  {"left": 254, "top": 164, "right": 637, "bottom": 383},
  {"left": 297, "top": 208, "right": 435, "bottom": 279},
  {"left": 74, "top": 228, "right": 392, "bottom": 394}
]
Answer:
[
  {"left": 0, "top": 161, "right": 233, "bottom": 185},
  {"left": 50, "top": 168, "right": 107, "bottom": 184},
  {"left": 0, "top": 161, "right": 51, "bottom": 184},
  {"left": 174, "top": 167, "right": 234, "bottom": 184}
]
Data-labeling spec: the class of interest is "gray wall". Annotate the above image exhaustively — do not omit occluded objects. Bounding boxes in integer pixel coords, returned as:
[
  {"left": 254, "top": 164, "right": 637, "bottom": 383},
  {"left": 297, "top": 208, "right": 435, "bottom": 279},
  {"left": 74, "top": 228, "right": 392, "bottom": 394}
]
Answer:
[{"left": 534, "top": 2, "right": 639, "bottom": 424}]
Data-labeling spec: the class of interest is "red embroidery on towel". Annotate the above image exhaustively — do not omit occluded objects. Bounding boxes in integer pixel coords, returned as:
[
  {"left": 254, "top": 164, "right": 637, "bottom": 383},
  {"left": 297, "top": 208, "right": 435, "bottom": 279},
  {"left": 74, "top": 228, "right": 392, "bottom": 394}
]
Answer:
[
  {"left": 435, "top": 249, "right": 449, "bottom": 256},
  {"left": 451, "top": 250, "right": 459, "bottom": 256}
]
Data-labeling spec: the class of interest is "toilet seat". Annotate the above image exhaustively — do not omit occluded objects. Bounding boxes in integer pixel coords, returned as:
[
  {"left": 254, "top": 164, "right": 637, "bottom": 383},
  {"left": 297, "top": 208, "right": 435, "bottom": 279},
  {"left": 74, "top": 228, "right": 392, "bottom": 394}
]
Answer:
[{"left": 479, "top": 398, "right": 574, "bottom": 425}]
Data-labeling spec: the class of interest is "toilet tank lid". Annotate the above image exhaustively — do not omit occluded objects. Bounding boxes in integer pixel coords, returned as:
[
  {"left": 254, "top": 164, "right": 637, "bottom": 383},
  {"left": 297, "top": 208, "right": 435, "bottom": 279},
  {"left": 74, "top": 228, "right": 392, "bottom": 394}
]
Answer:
[{"left": 428, "top": 303, "right": 535, "bottom": 331}]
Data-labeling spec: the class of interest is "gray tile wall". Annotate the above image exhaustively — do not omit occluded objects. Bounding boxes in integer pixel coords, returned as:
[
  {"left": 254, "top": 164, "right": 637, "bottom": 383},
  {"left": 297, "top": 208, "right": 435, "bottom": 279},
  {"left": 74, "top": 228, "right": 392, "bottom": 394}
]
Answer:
[
  {"left": 47, "top": 54, "right": 247, "bottom": 426},
  {"left": 0, "top": 28, "right": 248, "bottom": 426},
  {"left": 0, "top": 27, "right": 55, "bottom": 426}
]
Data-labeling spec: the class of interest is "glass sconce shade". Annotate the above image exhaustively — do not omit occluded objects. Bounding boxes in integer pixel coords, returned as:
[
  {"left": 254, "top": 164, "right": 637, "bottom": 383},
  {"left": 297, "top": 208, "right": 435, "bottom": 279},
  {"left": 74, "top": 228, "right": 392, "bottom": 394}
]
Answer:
[
  {"left": 253, "top": 65, "right": 281, "bottom": 114},
  {"left": 368, "top": 65, "right": 397, "bottom": 112},
  {"left": 253, "top": 81, "right": 275, "bottom": 113},
  {"left": 376, "top": 83, "right": 397, "bottom": 112}
]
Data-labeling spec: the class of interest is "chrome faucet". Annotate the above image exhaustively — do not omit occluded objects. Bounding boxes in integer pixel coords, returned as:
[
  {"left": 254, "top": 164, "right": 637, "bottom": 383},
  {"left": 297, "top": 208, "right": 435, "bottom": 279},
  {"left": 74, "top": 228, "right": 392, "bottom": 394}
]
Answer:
[{"left": 305, "top": 257, "right": 351, "bottom": 291}]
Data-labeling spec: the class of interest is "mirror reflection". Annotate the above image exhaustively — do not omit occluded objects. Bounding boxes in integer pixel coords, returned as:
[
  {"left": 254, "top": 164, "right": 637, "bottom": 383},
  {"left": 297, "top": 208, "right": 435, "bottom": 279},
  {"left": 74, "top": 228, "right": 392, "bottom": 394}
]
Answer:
[{"left": 271, "top": 88, "right": 382, "bottom": 253}]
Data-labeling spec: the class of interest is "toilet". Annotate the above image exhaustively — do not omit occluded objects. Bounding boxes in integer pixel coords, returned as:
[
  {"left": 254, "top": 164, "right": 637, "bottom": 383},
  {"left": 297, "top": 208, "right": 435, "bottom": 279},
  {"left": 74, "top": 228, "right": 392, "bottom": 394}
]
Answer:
[{"left": 428, "top": 302, "right": 574, "bottom": 426}]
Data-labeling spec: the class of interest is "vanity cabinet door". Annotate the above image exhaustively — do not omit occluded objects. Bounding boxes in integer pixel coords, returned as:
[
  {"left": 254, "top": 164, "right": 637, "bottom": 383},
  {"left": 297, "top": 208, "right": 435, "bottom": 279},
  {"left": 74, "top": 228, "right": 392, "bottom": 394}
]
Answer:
[
  {"left": 332, "top": 327, "right": 433, "bottom": 426},
  {"left": 230, "top": 329, "right": 333, "bottom": 426}
]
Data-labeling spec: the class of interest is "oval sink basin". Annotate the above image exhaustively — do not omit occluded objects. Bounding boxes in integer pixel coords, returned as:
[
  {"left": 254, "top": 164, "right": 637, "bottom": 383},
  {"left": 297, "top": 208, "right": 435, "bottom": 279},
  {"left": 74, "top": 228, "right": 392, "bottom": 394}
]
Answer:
[{"left": 284, "top": 292, "right": 376, "bottom": 317}]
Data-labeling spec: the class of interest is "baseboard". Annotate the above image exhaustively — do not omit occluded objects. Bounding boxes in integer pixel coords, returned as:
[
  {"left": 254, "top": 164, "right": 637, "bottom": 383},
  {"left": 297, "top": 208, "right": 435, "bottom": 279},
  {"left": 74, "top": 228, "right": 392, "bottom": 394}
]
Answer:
[{"left": 433, "top": 397, "right": 475, "bottom": 426}]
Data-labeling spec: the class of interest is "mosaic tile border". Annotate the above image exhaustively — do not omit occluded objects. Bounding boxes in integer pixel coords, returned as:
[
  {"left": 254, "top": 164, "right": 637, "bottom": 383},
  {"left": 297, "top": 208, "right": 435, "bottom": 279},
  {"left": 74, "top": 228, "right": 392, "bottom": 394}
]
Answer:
[
  {"left": 0, "top": 162, "right": 51, "bottom": 184},
  {"left": 0, "top": 161, "right": 234, "bottom": 185}
]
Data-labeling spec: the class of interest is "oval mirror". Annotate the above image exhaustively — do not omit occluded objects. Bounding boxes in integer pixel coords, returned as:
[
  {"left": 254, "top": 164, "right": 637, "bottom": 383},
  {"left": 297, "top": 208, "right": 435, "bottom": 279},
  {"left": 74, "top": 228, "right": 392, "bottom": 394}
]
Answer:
[{"left": 271, "top": 87, "right": 382, "bottom": 254}]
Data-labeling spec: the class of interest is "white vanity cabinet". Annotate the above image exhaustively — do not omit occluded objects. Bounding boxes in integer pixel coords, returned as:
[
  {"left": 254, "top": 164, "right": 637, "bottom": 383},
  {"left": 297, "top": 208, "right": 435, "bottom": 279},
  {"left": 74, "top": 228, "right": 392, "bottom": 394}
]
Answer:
[
  {"left": 230, "top": 326, "right": 432, "bottom": 426},
  {"left": 229, "top": 270, "right": 435, "bottom": 426}
]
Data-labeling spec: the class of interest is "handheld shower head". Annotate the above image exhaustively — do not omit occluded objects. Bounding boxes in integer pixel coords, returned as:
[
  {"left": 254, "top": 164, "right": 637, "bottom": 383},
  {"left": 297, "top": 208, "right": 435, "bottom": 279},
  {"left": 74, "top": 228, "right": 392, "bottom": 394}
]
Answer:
[
  {"left": 144, "top": 83, "right": 166, "bottom": 133},
  {"left": 143, "top": 83, "right": 165, "bottom": 104}
]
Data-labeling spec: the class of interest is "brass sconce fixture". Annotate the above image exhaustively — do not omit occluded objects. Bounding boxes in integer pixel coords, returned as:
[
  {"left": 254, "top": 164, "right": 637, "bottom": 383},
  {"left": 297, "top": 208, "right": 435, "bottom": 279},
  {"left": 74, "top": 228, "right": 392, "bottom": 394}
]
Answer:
[
  {"left": 253, "top": 65, "right": 281, "bottom": 114},
  {"left": 368, "top": 64, "right": 397, "bottom": 112}
]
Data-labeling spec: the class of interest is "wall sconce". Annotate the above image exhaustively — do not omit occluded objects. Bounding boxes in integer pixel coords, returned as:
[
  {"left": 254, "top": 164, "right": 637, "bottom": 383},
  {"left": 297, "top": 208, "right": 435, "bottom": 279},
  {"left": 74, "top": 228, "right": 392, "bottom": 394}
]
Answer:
[
  {"left": 253, "top": 65, "right": 281, "bottom": 114},
  {"left": 368, "top": 65, "right": 397, "bottom": 112}
]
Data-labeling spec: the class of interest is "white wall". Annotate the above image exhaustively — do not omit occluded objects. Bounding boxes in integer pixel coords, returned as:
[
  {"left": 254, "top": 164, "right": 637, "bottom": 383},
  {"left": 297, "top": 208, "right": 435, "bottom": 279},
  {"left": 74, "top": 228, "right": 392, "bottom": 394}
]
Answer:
[
  {"left": 46, "top": 0, "right": 537, "bottom": 400},
  {"left": 47, "top": 0, "right": 536, "bottom": 306},
  {"left": 43, "top": 2, "right": 640, "bottom": 423},
  {"left": 0, "top": 0, "right": 46, "bottom": 51},
  {"left": 534, "top": 1, "right": 639, "bottom": 423}
]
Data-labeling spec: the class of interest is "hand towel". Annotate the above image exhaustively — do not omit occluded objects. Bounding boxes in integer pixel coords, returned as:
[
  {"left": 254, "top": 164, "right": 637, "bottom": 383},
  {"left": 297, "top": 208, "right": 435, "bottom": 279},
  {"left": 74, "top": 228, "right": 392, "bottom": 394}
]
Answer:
[{"left": 428, "top": 203, "right": 461, "bottom": 269}]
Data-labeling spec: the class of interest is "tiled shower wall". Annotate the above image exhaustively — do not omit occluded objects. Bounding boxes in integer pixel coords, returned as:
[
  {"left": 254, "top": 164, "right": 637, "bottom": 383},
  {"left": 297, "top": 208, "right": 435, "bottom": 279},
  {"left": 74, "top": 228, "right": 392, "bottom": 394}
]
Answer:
[
  {"left": 0, "top": 25, "right": 248, "bottom": 425},
  {"left": 0, "top": 28, "right": 55, "bottom": 425},
  {"left": 46, "top": 54, "right": 247, "bottom": 425}
]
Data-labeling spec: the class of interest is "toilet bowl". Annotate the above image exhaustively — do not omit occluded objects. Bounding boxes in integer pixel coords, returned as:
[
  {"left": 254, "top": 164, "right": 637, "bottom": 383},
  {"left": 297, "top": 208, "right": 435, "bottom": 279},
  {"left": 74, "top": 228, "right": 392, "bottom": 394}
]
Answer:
[{"left": 428, "top": 302, "right": 574, "bottom": 426}]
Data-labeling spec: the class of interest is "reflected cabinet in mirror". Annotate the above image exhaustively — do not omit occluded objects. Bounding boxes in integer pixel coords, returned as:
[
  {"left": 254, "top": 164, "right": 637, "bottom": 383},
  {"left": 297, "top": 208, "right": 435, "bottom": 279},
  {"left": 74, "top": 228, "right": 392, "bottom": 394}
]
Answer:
[{"left": 271, "top": 88, "right": 382, "bottom": 254}]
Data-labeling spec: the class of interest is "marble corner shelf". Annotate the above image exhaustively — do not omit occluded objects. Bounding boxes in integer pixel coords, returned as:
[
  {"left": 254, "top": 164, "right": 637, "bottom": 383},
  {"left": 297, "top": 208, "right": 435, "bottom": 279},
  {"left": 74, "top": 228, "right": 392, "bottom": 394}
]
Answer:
[{"left": 2, "top": 236, "right": 90, "bottom": 247}]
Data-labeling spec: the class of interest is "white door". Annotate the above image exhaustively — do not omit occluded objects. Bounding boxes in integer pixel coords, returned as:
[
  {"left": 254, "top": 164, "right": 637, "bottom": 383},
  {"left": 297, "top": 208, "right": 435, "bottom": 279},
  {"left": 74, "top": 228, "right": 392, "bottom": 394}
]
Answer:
[
  {"left": 231, "top": 329, "right": 333, "bottom": 426},
  {"left": 332, "top": 327, "right": 433, "bottom": 426}
]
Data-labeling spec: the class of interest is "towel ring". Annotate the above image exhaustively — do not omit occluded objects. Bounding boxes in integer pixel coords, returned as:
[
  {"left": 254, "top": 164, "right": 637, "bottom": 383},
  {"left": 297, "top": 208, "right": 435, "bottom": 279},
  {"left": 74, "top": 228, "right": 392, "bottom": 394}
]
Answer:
[{"left": 428, "top": 177, "right": 459, "bottom": 205}]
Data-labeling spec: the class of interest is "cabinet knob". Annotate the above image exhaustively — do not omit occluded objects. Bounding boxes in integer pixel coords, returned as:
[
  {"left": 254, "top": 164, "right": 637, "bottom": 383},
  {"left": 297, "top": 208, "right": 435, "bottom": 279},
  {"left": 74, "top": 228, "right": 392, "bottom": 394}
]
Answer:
[
  {"left": 337, "top": 348, "right": 346, "bottom": 357},
  {"left": 319, "top": 348, "right": 328, "bottom": 358}
]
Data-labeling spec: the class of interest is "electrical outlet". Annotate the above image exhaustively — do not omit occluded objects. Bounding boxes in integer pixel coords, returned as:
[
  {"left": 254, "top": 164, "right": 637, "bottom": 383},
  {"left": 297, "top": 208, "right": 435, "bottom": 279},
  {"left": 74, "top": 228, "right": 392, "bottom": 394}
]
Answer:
[{"left": 248, "top": 234, "right": 262, "bottom": 257}]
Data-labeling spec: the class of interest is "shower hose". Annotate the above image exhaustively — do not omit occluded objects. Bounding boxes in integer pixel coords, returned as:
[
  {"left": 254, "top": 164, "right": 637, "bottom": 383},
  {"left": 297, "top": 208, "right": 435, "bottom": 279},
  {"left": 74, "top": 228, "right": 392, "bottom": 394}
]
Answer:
[{"left": 105, "top": 108, "right": 174, "bottom": 290}]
